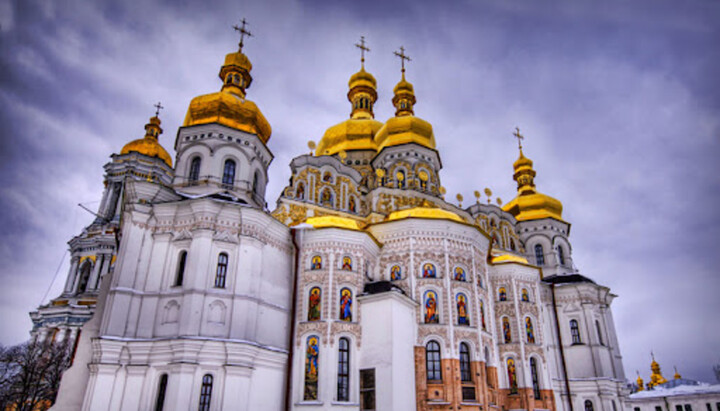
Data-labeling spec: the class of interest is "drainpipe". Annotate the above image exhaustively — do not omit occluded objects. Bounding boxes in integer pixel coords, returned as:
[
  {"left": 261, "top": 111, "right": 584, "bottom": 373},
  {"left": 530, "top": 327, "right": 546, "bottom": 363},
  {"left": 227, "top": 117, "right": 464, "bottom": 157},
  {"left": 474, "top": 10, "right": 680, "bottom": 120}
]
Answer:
[
  {"left": 551, "top": 283, "right": 573, "bottom": 411},
  {"left": 284, "top": 228, "right": 302, "bottom": 411}
]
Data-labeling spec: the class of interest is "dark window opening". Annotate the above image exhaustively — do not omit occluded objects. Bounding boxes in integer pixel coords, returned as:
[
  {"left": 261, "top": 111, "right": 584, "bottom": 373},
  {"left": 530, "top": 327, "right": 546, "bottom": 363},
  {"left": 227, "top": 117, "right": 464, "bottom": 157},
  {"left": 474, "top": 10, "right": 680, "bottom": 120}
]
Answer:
[
  {"left": 154, "top": 374, "right": 168, "bottom": 411},
  {"left": 570, "top": 319, "right": 582, "bottom": 344},
  {"left": 198, "top": 374, "right": 213, "bottom": 411},
  {"left": 222, "top": 159, "right": 236, "bottom": 188},
  {"left": 337, "top": 338, "right": 350, "bottom": 401},
  {"left": 215, "top": 253, "right": 228, "bottom": 288},
  {"left": 535, "top": 244, "right": 545, "bottom": 266},
  {"left": 189, "top": 157, "right": 201, "bottom": 184},
  {"left": 175, "top": 251, "right": 187, "bottom": 286},
  {"left": 360, "top": 369, "right": 375, "bottom": 411}
]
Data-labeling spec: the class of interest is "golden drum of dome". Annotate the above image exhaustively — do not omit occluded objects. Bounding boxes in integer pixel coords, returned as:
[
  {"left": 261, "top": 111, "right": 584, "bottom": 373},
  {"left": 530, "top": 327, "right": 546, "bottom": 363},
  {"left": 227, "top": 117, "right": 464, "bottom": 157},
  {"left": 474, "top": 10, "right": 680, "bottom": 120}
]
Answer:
[
  {"left": 374, "top": 115, "right": 436, "bottom": 151},
  {"left": 393, "top": 77, "right": 414, "bottom": 94},
  {"left": 387, "top": 207, "right": 464, "bottom": 223},
  {"left": 502, "top": 193, "right": 563, "bottom": 222},
  {"left": 316, "top": 118, "right": 382, "bottom": 156},
  {"left": 183, "top": 91, "right": 272, "bottom": 143}
]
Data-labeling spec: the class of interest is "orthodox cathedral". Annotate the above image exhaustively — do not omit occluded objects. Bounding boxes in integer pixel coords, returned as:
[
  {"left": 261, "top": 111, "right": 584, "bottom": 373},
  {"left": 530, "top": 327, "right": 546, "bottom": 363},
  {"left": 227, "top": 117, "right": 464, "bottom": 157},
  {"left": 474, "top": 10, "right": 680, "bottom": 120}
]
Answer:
[{"left": 34, "top": 26, "right": 633, "bottom": 411}]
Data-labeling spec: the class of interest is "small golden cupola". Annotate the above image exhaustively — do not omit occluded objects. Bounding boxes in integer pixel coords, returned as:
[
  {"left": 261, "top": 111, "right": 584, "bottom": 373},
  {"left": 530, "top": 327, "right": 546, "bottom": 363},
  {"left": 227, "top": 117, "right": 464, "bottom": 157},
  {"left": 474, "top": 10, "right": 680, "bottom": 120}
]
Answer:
[
  {"left": 636, "top": 372, "right": 645, "bottom": 391},
  {"left": 502, "top": 128, "right": 564, "bottom": 221},
  {"left": 182, "top": 20, "right": 271, "bottom": 143},
  {"left": 120, "top": 104, "right": 173, "bottom": 167},
  {"left": 316, "top": 37, "right": 382, "bottom": 156},
  {"left": 647, "top": 353, "right": 668, "bottom": 389},
  {"left": 375, "top": 46, "right": 436, "bottom": 152}
]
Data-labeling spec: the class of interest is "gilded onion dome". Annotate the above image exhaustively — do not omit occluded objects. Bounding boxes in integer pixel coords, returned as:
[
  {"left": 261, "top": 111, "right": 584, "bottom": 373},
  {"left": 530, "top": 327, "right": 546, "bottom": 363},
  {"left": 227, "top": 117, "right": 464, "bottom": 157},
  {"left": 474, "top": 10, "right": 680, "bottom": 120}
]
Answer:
[
  {"left": 315, "top": 67, "right": 381, "bottom": 156},
  {"left": 120, "top": 115, "right": 172, "bottom": 167},
  {"left": 374, "top": 72, "right": 435, "bottom": 151},
  {"left": 182, "top": 44, "right": 271, "bottom": 143},
  {"left": 502, "top": 149, "right": 564, "bottom": 221}
]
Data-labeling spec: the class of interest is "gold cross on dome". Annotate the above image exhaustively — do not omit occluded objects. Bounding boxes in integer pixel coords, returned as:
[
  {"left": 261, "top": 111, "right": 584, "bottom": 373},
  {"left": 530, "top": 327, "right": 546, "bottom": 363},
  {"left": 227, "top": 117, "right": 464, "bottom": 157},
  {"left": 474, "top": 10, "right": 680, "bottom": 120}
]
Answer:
[
  {"left": 513, "top": 127, "right": 524, "bottom": 150},
  {"left": 355, "top": 36, "right": 370, "bottom": 68},
  {"left": 233, "top": 18, "right": 253, "bottom": 51},
  {"left": 153, "top": 102, "right": 164, "bottom": 117},
  {"left": 394, "top": 46, "right": 411, "bottom": 73}
]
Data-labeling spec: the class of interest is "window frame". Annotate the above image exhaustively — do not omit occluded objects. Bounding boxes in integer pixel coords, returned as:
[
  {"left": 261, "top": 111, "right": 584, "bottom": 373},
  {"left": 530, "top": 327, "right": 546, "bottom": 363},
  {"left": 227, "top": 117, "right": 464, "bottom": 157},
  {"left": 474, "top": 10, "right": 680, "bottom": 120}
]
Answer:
[
  {"left": 174, "top": 251, "right": 187, "bottom": 287},
  {"left": 189, "top": 157, "right": 201, "bottom": 183},
  {"left": 337, "top": 337, "right": 350, "bottom": 402},
  {"left": 570, "top": 319, "right": 582, "bottom": 344},
  {"left": 214, "top": 252, "right": 229, "bottom": 288},
  {"left": 425, "top": 340, "right": 442, "bottom": 382},
  {"left": 198, "top": 374, "right": 213, "bottom": 411},
  {"left": 222, "top": 159, "right": 236, "bottom": 188},
  {"left": 459, "top": 342, "right": 472, "bottom": 382},
  {"left": 535, "top": 244, "right": 545, "bottom": 266}
]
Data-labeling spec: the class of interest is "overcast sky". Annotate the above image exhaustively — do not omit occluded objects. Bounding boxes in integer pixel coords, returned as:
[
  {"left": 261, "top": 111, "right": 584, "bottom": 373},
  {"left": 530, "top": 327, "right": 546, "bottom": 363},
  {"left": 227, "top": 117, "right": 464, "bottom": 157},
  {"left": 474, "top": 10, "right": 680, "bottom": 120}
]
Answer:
[{"left": 0, "top": 0, "right": 718, "bottom": 383}]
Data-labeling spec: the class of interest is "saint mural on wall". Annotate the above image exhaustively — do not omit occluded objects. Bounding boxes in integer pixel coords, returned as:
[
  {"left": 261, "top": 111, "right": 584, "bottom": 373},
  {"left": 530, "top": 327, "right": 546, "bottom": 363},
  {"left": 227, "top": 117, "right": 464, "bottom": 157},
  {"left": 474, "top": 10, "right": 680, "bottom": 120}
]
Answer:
[
  {"left": 480, "top": 300, "right": 486, "bottom": 330},
  {"left": 503, "top": 317, "right": 511, "bottom": 343},
  {"left": 499, "top": 287, "right": 507, "bottom": 301},
  {"left": 311, "top": 255, "right": 322, "bottom": 270},
  {"left": 526, "top": 317, "right": 535, "bottom": 344},
  {"left": 390, "top": 265, "right": 402, "bottom": 281},
  {"left": 342, "top": 257, "right": 352, "bottom": 271},
  {"left": 423, "top": 263, "right": 436, "bottom": 278},
  {"left": 457, "top": 294, "right": 469, "bottom": 325},
  {"left": 304, "top": 336, "right": 320, "bottom": 400},
  {"left": 507, "top": 358, "right": 518, "bottom": 394},
  {"left": 521, "top": 288, "right": 529, "bottom": 302},
  {"left": 339, "top": 288, "right": 352, "bottom": 322},
  {"left": 296, "top": 182, "right": 305, "bottom": 200},
  {"left": 424, "top": 291, "right": 438, "bottom": 323},
  {"left": 454, "top": 267, "right": 466, "bottom": 281},
  {"left": 348, "top": 196, "right": 356, "bottom": 213},
  {"left": 308, "top": 287, "right": 321, "bottom": 321}
]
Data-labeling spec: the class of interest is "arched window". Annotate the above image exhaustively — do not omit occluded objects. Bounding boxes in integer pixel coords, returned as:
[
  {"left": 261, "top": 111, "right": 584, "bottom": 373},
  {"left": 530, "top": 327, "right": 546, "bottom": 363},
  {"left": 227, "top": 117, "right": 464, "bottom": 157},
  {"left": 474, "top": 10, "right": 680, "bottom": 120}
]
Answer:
[
  {"left": 252, "top": 171, "right": 260, "bottom": 195},
  {"left": 337, "top": 337, "right": 350, "bottom": 402},
  {"left": 457, "top": 294, "right": 470, "bottom": 326},
  {"left": 530, "top": 358, "right": 541, "bottom": 399},
  {"left": 198, "top": 374, "right": 213, "bottom": 411},
  {"left": 510, "top": 238, "right": 516, "bottom": 251},
  {"left": 174, "top": 251, "right": 187, "bottom": 286},
  {"left": 296, "top": 182, "right": 305, "bottom": 200},
  {"left": 502, "top": 317, "right": 512, "bottom": 343},
  {"left": 322, "top": 172, "right": 333, "bottom": 182},
  {"left": 526, "top": 317, "right": 536, "bottom": 344},
  {"left": 154, "top": 373, "right": 168, "bottom": 411},
  {"left": 308, "top": 287, "right": 321, "bottom": 321},
  {"left": 570, "top": 319, "right": 582, "bottom": 344},
  {"left": 521, "top": 288, "right": 529, "bottom": 302},
  {"left": 222, "top": 159, "right": 236, "bottom": 188},
  {"left": 507, "top": 358, "right": 518, "bottom": 394},
  {"left": 320, "top": 188, "right": 334, "bottom": 206},
  {"left": 422, "top": 263, "right": 436, "bottom": 278},
  {"left": 498, "top": 287, "right": 507, "bottom": 301},
  {"left": 535, "top": 244, "right": 545, "bottom": 266},
  {"left": 189, "top": 157, "right": 201, "bottom": 184},
  {"left": 77, "top": 262, "right": 92, "bottom": 293},
  {"left": 460, "top": 343, "right": 472, "bottom": 382},
  {"left": 480, "top": 300, "right": 486, "bottom": 331},
  {"left": 585, "top": 400, "right": 595, "bottom": 411},
  {"left": 348, "top": 196, "right": 356, "bottom": 213},
  {"left": 596, "top": 320, "right": 604, "bottom": 346},
  {"left": 424, "top": 291, "right": 439, "bottom": 324},
  {"left": 214, "top": 253, "right": 228, "bottom": 288},
  {"left": 339, "top": 288, "right": 353, "bottom": 322},
  {"left": 311, "top": 255, "right": 322, "bottom": 270},
  {"left": 342, "top": 256, "right": 352, "bottom": 271},
  {"left": 492, "top": 234, "right": 500, "bottom": 246},
  {"left": 425, "top": 341, "right": 442, "bottom": 381},
  {"left": 304, "top": 336, "right": 320, "bottom": 400},
  {"left": 557, "top": 245, "right": 566, "bottom": 266}
]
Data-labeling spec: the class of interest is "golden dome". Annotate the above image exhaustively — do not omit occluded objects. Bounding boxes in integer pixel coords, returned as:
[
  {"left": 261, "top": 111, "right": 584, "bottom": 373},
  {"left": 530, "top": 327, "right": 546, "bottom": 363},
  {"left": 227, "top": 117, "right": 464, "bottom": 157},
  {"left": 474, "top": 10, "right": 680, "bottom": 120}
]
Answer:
[
  {"left": 491, "top": 254, "right": 529, "bottom": 264},
  {"left": 349, "top": 67, "right": 377, "bottom": 90},
  {"left": 316, "top": 67, "right": 379, "bottom": 155},
  {"left": 120, "top": 116, "right": 172, "bottom": 167},
  {"left": 374, "top": 115, "right": 436, "bottom": 151},
  {"left": 183, "top": 91, "right": 271, "bottom": 143},
  {"left": 502, "top": 149, "right": 564, "bottom": 222},
  {"left": 393, "top": 75, "right": 414, "bottom": 95},
  {"left": 316, "top": 118, "right": 382, "bottom": 156},
  {"left": 182, "top": 46, "right": 271, "bottom": 143}
]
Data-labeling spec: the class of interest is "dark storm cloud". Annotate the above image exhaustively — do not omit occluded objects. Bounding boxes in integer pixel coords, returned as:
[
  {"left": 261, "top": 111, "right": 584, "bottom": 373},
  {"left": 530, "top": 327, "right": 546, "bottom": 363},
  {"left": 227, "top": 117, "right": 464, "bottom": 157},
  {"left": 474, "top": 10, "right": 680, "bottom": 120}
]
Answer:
[{"left": 0, "top": 0, "right": 718, "bottom": 383}]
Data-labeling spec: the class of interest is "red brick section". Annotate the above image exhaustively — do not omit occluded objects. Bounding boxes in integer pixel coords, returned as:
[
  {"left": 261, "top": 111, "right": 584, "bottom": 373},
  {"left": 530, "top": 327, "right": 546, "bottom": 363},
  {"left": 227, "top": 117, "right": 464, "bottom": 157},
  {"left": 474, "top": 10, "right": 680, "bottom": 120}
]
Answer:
[{"left": 414, "top": 346, "right": 555, "bottom": 411}]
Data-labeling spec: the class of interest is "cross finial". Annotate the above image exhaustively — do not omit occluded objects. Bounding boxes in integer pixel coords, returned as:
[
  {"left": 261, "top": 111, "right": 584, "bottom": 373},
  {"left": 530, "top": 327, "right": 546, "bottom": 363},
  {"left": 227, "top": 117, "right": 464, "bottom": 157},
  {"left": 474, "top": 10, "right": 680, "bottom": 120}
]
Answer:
[
  {"left": 153, "top": 102, "right": 164, "bottom": 117},
  {"left": 232, "top": 18, "right": 253, "bottom": 52},
  {"left": 512, "top": 127, "right": 524, "bottom": 151},
  {"left": 393, "top": 46, "right": 411, "bottom": 74},
  {"left": 355, "top": 36, "right": 370, "bottom": 69}
]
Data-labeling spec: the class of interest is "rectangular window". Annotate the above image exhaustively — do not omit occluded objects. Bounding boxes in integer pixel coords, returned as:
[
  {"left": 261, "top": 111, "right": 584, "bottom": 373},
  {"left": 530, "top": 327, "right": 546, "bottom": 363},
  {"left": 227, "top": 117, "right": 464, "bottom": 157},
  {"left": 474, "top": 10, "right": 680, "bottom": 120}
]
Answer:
[
  {"left": 677, "top": 406, "right": 684, "bottom": 411},
  {"left": 635, "top": 407, "right": 641, "bottom": 411},
  {"left": 685, "top": 405, "right": 692, "bottom": 411},
  {"left": 707, "top": 404, "right": 712, "bottom": 411},
  {"left": 337, "top": 338, "right": 350, "bottom": 402},
  {"left": 657, "top": 407, "right": 663, "bottom": 411},
  {"left": 360, "top": 369, "right": 375, "bottom": 411},
  {"left": 462, "top": 386, "right": 476, "bottom": 402}
]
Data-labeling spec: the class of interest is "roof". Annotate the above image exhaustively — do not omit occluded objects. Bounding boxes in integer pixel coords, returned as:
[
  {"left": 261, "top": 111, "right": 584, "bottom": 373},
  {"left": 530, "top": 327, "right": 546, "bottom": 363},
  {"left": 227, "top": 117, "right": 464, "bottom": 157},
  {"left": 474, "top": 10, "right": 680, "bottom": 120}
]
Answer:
[{"left": 542, "top": 273, "right": 596, "bottom": 285}]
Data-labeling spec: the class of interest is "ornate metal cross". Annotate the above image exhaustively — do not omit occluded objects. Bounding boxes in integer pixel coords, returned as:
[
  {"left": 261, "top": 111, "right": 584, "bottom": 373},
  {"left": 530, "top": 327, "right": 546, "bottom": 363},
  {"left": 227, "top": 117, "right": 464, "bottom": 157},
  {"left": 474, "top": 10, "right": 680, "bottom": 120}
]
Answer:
[
  {"left": 233, "top": 18, "right": 253, "bottom": 51},
  {"left": 394, "top": 46, "right": 411, "bottom": 73},
  {"left": 355, "top": 36, "right": 370, "bottom": 68},
  {"left": 512, "top": 127, "right": 524, "bottom": 150},
  {"left": 154, "top": 102, "right": 164, "bottom": 117}
]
